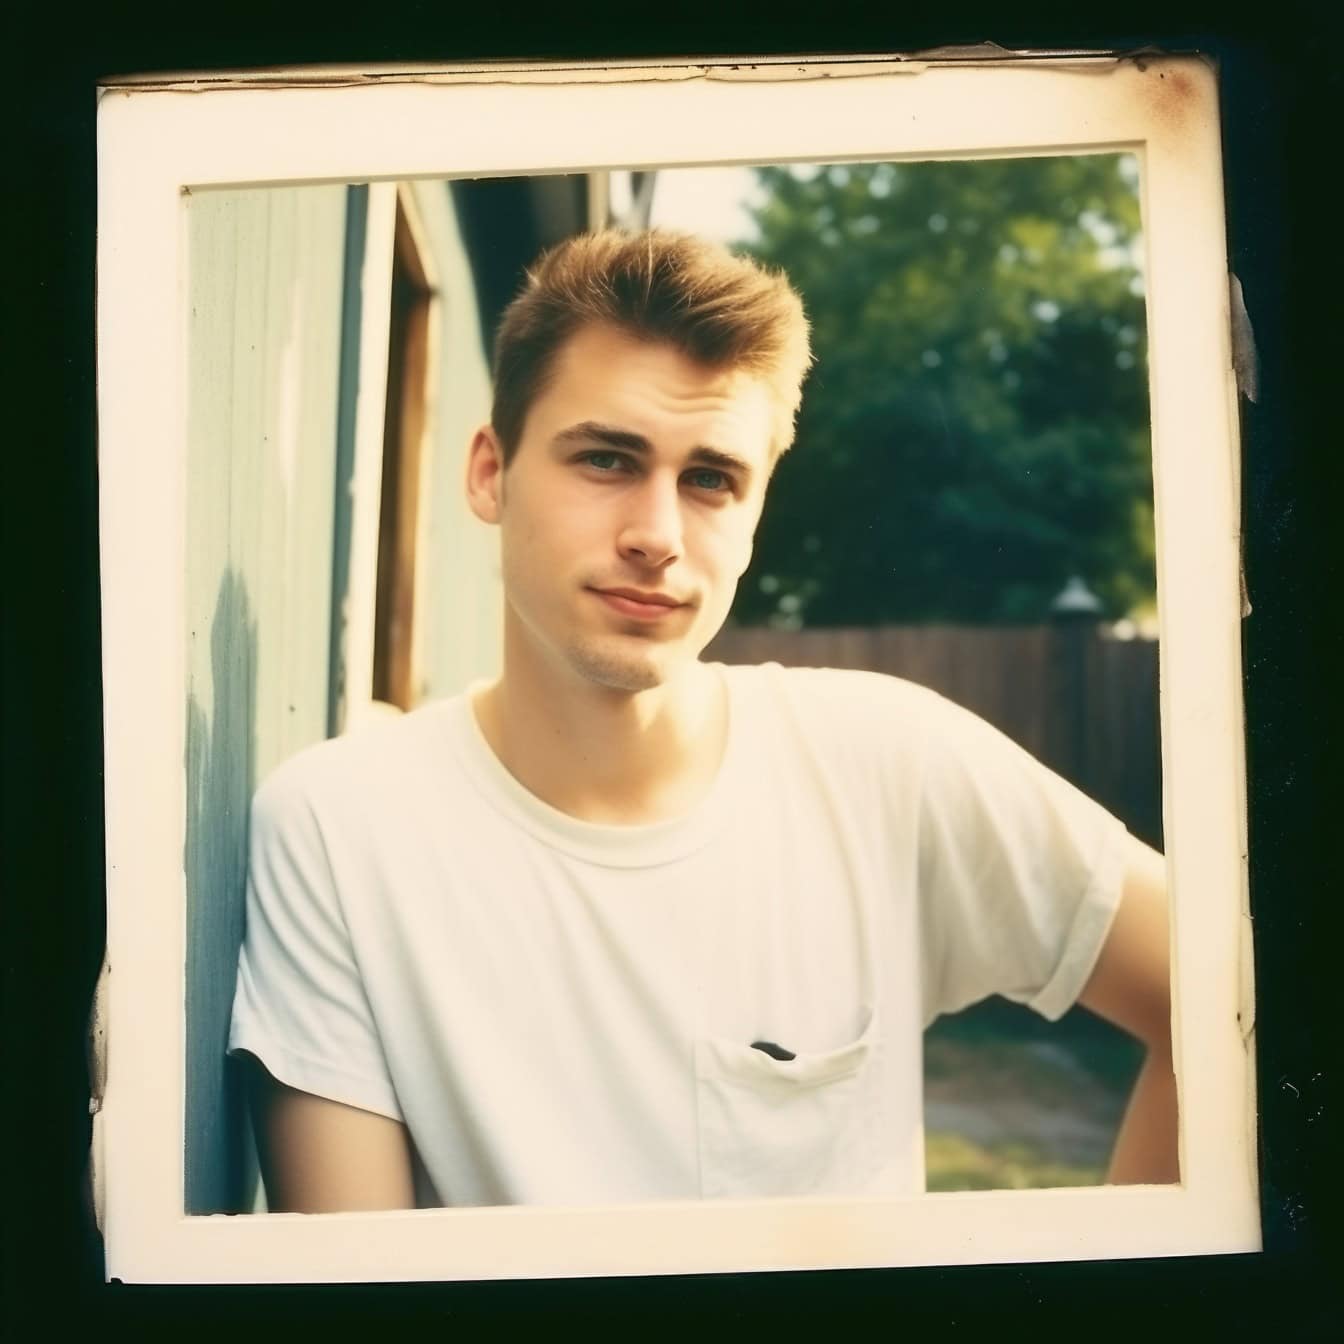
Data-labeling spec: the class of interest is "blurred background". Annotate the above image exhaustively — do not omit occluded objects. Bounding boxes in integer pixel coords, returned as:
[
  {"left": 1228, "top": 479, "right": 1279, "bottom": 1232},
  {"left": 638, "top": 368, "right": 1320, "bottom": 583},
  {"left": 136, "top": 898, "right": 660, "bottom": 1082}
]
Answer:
[{"left": 184, "top": 152, "right": 1158, "bottom": 1210}]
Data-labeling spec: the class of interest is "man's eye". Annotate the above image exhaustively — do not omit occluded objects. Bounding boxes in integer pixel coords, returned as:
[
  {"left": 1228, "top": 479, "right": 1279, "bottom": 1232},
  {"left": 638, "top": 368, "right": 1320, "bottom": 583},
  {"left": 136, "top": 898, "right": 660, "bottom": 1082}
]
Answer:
[
  {"left": 686, "top": 468, "right": 730, "bottom": 493},
  {"left": 582, "top": 451, "right": 624, "bottom": 471}
]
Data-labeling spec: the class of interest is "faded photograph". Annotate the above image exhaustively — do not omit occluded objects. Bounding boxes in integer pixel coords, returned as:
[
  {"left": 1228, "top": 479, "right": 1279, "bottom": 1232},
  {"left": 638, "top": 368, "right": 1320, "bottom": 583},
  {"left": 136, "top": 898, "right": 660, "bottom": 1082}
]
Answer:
[{"left": 183, "top": 157, "right": 1173, "bottom": 1216}]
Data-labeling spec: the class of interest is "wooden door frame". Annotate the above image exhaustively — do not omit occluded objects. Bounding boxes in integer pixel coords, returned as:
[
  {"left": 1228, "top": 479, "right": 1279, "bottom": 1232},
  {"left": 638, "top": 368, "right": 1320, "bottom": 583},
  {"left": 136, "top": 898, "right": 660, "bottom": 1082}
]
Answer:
[{"left": 373, "top": 184, "right": 439, "bottom": 710}]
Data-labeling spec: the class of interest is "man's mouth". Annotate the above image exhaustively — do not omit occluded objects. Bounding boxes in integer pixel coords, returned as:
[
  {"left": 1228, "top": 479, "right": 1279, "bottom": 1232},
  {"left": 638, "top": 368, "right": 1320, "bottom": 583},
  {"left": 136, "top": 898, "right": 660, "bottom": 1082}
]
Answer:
[{"left": 589, "top": 587, "right": 690, "bottom": 620}]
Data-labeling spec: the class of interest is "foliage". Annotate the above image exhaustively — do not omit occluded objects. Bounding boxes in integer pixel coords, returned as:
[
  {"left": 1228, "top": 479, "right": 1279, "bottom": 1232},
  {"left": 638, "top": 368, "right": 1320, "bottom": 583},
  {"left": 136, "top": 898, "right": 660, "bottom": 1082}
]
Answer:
[
  {"left": 734, "top": 155, "right": 1154, "bottom": 626},
  {"left": 921, "top": 999, "right": 1143, "bottom": 1190}
]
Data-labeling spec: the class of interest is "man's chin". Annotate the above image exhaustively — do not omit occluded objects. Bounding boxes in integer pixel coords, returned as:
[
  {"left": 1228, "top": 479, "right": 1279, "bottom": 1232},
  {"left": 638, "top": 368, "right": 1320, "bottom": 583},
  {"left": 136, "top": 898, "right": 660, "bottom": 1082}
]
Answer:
[{"left": 566, "top": 638, "right": 683, "bottom": 694}]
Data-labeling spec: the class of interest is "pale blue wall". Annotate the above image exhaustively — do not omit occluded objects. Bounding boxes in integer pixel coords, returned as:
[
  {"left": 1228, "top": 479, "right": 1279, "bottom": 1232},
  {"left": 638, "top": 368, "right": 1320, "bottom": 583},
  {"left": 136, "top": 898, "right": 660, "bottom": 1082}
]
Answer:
[
  {"left": 184, "top": 184, "right": 350, "bottom": 1214},
  {"left": 408, "top": 180, "right": 502, "bottom": 703}
]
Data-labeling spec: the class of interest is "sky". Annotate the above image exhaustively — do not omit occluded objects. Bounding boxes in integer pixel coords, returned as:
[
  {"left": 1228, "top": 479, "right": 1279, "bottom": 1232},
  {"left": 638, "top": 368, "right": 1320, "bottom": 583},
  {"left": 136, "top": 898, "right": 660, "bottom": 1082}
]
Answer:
[{"left": 632, "top": 165, "right": 764, "bottom": 245}]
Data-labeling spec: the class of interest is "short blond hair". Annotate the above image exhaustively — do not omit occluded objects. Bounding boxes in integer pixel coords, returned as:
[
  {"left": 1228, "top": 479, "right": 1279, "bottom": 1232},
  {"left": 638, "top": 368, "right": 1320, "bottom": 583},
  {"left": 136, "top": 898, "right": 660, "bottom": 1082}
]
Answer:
[{"left": 491, "top": 228, "right": 812, "bottom": 463}]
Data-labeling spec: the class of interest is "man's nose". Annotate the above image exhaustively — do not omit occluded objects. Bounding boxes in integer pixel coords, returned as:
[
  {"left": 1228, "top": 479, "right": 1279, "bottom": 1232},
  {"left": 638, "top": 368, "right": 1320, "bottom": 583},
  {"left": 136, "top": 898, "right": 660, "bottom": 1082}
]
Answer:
[{"left": 616, "top": 474, "right": 684, "bottom": 569}]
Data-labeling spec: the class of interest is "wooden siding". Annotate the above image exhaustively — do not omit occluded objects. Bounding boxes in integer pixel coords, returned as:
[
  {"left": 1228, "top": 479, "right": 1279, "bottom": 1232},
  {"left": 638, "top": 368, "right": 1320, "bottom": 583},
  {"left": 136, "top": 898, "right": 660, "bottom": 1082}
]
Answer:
[
  {"left": 184, "top": 185, "right": 349, "bottom": 1214},
  {"left": 407, "top": 179, "right": 503, "bottom": 702}
]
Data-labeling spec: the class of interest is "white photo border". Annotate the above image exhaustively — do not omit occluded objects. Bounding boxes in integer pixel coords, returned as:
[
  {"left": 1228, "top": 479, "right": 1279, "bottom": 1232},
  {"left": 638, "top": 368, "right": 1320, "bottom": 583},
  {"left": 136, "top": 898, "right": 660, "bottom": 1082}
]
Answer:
[{"left": 95, "top": 53, "right": 1258, "bottom": 1284}]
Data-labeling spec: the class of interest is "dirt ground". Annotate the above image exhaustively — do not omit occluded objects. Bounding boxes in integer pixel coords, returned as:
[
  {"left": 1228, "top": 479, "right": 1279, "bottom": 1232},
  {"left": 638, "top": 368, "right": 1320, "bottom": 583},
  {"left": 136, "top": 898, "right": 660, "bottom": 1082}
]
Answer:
[{"left": 922, "top": 997, "right": 1144, "bottom": 1190}]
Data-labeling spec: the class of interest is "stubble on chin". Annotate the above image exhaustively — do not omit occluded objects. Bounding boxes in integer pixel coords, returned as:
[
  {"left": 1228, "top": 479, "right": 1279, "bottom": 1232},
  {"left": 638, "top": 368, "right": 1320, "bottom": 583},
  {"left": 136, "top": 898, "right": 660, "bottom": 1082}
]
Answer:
[{"left": 563, "top": 634, "right": 669, "bottom": 694}]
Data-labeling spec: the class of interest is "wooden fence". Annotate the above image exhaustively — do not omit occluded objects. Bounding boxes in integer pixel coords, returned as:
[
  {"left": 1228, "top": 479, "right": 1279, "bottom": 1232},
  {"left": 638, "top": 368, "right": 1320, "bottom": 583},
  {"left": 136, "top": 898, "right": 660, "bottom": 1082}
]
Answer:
[{"left": 703, "top": 622, "right": 1163, "bottom": 850}]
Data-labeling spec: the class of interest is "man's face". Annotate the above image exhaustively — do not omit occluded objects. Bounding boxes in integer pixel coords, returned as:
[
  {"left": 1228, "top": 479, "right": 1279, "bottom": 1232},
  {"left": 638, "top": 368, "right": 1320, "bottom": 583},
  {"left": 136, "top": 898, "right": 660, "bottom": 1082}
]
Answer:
[{"left": 469, "top": 323, "right": 776, "bottom": 694}]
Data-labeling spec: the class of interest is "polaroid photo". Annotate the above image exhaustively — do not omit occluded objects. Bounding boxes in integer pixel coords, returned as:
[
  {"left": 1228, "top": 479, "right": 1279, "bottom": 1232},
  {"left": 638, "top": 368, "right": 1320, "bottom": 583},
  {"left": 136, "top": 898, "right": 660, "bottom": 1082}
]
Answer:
[{"left": 94, "top": 51, "right": 1258, "bottom": 1283}]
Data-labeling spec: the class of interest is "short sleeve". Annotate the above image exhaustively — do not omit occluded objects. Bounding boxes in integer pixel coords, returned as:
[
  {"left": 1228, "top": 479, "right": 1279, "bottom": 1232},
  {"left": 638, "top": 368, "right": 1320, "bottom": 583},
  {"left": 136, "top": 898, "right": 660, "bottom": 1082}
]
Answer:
[
  {"left": 915, "top": 689, "right": 1132, "bottom": 1026},
  {"left": 227, "top": 761, "right": 403, "bottom": 1120}
]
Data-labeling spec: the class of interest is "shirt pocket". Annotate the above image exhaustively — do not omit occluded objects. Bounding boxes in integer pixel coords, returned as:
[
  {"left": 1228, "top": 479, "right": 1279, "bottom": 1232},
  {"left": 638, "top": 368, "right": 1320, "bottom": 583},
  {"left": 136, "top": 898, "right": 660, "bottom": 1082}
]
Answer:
[{"left": 693, "top": 1008, "right": 884, "bottom": 1200}]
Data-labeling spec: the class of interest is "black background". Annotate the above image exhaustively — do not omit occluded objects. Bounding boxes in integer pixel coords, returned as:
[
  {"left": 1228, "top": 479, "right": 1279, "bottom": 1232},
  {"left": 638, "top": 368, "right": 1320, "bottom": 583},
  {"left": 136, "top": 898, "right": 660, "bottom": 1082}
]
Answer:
[{"left": 5, "top": 4, "right": 1336, "bottom": 1332}]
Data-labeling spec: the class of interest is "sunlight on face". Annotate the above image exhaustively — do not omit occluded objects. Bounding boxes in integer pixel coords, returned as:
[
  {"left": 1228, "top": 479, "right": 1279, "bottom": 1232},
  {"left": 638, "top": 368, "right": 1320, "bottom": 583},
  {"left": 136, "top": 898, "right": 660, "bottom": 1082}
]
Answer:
[{"left": 496, "top": 324, "right": 775, "bottom": 694}]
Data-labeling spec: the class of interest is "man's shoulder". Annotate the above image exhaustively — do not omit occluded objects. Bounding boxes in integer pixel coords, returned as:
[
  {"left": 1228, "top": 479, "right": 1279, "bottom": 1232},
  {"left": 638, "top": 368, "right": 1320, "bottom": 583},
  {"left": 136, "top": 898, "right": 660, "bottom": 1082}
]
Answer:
[
  {"left": 719, "top": 661, "right": 966, "bottom": 770},
  {"left": 721, "top": 660, "right": 951, "bottom": 721},
  {"left": 253, "top": 696, "right": 458, "bottom": 823}
]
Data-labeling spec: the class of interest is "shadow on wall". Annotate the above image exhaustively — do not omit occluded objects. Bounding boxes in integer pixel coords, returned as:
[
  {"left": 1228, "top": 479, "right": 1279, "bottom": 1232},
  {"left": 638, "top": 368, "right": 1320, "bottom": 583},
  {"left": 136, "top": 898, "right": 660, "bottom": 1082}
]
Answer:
[{"left": 185, "top": 569, "right": 258, "bottom": 1215}]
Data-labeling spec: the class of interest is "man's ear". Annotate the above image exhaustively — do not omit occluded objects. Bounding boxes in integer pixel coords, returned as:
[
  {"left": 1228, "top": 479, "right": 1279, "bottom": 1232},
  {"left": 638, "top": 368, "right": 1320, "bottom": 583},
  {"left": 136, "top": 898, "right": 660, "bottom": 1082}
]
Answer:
[{"left": 465, "top": 425, "right": 505, "bottom": 524}]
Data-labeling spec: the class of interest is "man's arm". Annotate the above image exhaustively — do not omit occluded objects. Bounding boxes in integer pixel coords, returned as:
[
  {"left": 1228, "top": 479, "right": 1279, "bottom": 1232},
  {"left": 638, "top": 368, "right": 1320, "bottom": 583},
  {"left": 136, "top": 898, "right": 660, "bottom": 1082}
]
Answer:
[
  {"left": 1076, "top": 840, "right": 1180, "bottom": 1184},
  {"left": 243, "top": 1056, "right": 417, "bottom": 1213}
]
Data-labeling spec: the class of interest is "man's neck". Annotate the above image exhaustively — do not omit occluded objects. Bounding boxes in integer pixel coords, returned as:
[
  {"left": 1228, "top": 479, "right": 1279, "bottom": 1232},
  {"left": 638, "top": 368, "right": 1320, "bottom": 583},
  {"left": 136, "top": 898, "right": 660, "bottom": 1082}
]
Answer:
[{"left": 472, "top": 650, "right": 728, "bottom": 827}]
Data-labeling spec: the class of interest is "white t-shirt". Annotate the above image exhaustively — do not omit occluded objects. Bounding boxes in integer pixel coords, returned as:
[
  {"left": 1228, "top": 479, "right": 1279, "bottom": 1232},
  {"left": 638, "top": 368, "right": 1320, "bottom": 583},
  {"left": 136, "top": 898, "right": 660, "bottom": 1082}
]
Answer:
[{"left": 228, "top": 663, "right": 1131, "bottom": 1207}]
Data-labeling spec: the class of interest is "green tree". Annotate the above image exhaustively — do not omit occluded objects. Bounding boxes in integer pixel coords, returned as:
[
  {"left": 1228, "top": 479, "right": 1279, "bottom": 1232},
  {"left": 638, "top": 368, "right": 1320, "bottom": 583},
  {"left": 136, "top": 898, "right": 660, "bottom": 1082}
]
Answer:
[{"left": 734, "top": 155, "right": 1153, "bottom": 627}]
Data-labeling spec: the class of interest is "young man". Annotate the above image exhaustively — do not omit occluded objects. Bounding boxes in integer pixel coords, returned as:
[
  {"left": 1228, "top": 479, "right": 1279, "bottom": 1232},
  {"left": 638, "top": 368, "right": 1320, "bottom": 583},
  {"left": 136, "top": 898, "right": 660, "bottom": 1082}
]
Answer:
[{"left": 229, "top": 229, "right": 1176, "bottom": 1213}]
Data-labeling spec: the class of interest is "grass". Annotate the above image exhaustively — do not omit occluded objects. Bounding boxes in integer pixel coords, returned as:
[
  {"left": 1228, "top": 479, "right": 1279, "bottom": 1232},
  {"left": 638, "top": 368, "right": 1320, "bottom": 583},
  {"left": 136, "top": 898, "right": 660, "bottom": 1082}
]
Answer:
[
  {"left": 926, "top": 1130, "right": 1104, "bottom": 1191},
  {"left": 922, "top": 996, "right": 1144, "bottom": 1190}
]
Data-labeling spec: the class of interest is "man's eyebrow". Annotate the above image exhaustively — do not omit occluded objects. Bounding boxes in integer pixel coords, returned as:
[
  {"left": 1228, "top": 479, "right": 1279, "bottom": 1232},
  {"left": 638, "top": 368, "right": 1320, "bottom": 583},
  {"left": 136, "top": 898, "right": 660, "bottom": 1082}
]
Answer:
[
  {"left": 687, "top": 446, "right": 756, "bottom": 480},
  {"left": 553, "top": 421, "right": 756, "bottom": 479},
  {"left": 553, "top": 422, "right": 651, "bottom": 454}
]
